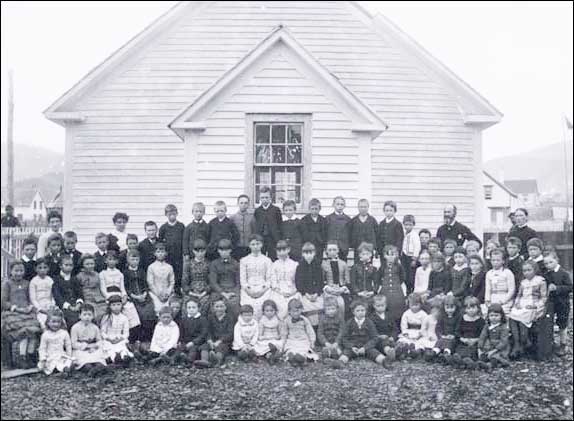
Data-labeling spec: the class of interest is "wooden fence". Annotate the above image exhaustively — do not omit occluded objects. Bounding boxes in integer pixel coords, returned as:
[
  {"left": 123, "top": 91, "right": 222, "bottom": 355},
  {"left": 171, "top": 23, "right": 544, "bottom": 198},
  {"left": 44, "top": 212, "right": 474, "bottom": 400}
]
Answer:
[{"left": 1, "top": 227, "right": 50, "bottom": 279}]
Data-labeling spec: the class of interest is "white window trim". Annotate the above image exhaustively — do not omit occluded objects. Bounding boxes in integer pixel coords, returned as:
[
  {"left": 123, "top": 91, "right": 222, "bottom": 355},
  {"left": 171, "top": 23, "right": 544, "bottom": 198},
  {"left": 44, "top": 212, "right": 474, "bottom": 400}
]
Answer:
[{"left": 245, "top": 114, "right": 312, "bottom": 207}]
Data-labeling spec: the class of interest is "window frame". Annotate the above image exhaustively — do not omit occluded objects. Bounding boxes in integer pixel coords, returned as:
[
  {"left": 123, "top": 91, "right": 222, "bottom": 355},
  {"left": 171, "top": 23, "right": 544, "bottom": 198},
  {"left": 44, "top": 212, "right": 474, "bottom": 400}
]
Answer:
[
  {"left": 245, "top": 114, "right": 312, "bottom": 208},
  {"left": 484, "top": 185, "right": 493, "bottom": 200}
]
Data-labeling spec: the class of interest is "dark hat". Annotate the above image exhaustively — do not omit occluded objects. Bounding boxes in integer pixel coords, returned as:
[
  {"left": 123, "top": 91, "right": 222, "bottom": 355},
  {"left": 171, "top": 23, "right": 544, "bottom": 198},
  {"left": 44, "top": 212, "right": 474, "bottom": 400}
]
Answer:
[{"left": 107, "top": 294, "right": 123, "bottom": 304}]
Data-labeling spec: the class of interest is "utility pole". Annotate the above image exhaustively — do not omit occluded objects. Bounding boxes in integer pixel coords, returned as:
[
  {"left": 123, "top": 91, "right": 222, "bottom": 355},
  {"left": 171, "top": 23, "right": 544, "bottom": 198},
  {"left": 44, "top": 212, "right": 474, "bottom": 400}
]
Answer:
[
  {"left": 7, "top": 69, "right": 15, "bottom": 206},
  {"left": 562, "top": 115, "right": 572, "bottom": 232}
]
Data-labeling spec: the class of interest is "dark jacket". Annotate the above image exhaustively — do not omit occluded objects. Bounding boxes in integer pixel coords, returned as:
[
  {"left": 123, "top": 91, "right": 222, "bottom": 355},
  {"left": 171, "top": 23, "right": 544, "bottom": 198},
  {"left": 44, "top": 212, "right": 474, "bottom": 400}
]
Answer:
[
  {"left": 182, "top": 220, "right": 210, "bottom": 258},
  {"left": 349, "top": 261, "right": 379, "bottom": 296},
  {"left": 300, "top": 214, "right": 328, "bottom": 255},
  {"left": 22, "top": 258, "right": 36, "bottom": 281},
  {"left": 340, "top": 318, "right": 379, "bottom": 350},
  {"left": 209, "top": 258, "right": 240, "bottom": 294},
  {"left": 207, "top": 313, "right": 234, "bottom": 344},
  {"left": 138, "top": 238, "right": 159, "bottom": 271},
  {"left": 451, "top": 267, "right": 471, "bottom": 299},
  {"left": 546, "top": 267, "right": 573, "bottom": 307},
  {"left": 377, "top": 218, "right": 404, "bottom": 257},
  {"left": 429, "top": 269, "right": 452, "bottom": 297},
  {"left": 61, "top": 249, "right": 83, "bottom": 277},
  {"left": 437, "top": 221, "right": 482, "bottom": 249},
  {"left": 348, "top": 214, "right": 378, "bottom": 251},
  {"left": 317, "top": 314, "right": 344, "bottom": 346},
  {"left": 468, "top": 271, "right": 486, "bottom": 304},
  {"left": 369, "top": 311, "right": 397, "bottom": 339},
  {"left": 179, "top": 314, "right": 209, "bottom": 347},
  {"left": 94, "top": 250, "right": 107, "bottom": 273},
  {"left": 508, "top": 225, "right": 537, "bottom": 258},
  {"left": 295, "top": 258, "right": 324, "bottom": 295},
  {"left": 208, "top": 217, "right": 240, "bottom": 253},
  {"left": 325, "top": 212, "right": 352, "bottom": 253},
  {"left": 281, "top": 218, "right": 303, "bottom": 260},
  {"left": 52, "top": 274, "right": 83, "bottom": 309},
  {"left": 253, "top": 205, "right": 282, "bottom": 246}
]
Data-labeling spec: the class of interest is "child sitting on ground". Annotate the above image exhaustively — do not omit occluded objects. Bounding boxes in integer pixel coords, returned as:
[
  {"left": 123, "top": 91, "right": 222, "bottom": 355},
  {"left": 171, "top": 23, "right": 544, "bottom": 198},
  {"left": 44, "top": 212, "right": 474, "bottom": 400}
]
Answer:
[
  {"left": 369, "top": 294, "right": 397, "bottom": 363},
  {"left": 420, "top": 298, "right": 442, "bottom": 361},
  {"left": 37, "top": 309, "right": 73, "bottom": 376},
  {"left": 196, "top": 296, "right": 234, "bottom": 369},
  {"left": 478, "top": 303, "right": 511, "bottom": 369},
  {"left": 1, "top": 260, "right": 42, "bottom": 368},
  {"left": 317, "top": 297, "right": 344, "bottom": 363},
  {"left": 182, "top": 238, "right": 211, "bottom": 316},
  {"left": 254, "top": 300, "right": 283, "bottom": 364},
  {"left": 147, "top": 306, "right": 180, "bottom": 366},
  {"left": 100, "top": 295, "right": 134, "bottom": 366},
  {"left": 282, "top": 298, "right": 318, "bottom": 367},
  {"left": 147, "top": 243, "right": 175, "bottom": 315},
  {"left": 174, "top": 297, "right": 208, "bottom": 365},
  {"left": 435, "top": 295, "right": 461, "bottom": 364},
  {"left": 232, "top": 305, "right": 259, "bottom": 361},
  {"left": 509, "top": 260, "right": 547, "bottom": 359},
  {"left": 397, "top": 293, "right": 428, "bottom": 358},
  {"left": 453, "top": 296, "right": 485, "bottom": 370},
  {"left": 337, "top": 300, "right": 390, "bottom": 368},
  {"left": 70, "top": 304, "right": 108, "bottom": 377}
]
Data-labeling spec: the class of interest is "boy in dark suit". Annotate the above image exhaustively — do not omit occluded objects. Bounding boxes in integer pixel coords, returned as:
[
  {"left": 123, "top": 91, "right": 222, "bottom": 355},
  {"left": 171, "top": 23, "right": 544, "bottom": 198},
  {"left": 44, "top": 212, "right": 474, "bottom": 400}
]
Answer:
[{"left": 253, "top": 186, "right": 282, "bottom": 261}]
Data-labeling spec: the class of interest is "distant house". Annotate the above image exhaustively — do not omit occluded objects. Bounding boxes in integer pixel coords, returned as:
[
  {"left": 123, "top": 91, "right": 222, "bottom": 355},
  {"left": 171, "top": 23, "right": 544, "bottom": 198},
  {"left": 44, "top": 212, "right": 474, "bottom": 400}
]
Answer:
[
  {"left": 504, "top": 179, "right": 540, "bottom": 208},
  {"left": 483, "top": 171, "right": 524, "bottom": 230},
  {"left": 1, "top": 189, "right": 46, "bottom": 223},
  {"left": 44, "top": 1, "right": 502, "bottom": 251}
]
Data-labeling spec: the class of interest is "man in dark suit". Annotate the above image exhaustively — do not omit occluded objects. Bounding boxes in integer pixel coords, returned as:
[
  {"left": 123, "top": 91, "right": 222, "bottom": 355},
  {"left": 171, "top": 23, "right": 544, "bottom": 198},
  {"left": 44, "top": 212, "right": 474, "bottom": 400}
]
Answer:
[
  {"left": 436, "top": 204, "right": 482, "bottom": 249},
  {"left": 1, "top": 205, "right": 20, "bottom": 227},
  {"left": 253, "top": 186, "right": 282, "bottom": 261}
]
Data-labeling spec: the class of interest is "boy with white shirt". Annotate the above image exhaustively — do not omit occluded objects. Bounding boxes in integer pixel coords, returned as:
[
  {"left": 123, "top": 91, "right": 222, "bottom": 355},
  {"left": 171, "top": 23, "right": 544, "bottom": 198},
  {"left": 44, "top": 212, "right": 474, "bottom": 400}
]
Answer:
[{"left": 147, "top": 306, "right": 180, "bottom": 365}]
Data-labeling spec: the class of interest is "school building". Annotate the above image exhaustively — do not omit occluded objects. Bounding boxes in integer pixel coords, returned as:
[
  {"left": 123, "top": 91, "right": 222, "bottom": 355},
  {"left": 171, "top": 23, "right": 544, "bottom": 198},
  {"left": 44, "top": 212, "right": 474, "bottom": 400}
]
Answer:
[{"left": 44, "top": 1, "right": 502, "bottom": 251}]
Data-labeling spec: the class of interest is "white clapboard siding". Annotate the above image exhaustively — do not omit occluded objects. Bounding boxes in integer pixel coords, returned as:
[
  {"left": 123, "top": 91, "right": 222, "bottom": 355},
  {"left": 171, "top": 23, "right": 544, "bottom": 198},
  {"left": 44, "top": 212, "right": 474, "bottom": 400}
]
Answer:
[{"left": 65, "top": 1, "right": 483, "bottom": 249}]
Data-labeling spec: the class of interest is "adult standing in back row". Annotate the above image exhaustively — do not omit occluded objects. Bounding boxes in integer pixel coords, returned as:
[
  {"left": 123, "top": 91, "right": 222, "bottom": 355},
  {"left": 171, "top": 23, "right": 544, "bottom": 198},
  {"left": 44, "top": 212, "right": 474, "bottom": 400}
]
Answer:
[
  {"left": 437, "top": 204, "right": 482, "bottom": 249},
  {"left": 253, "top": 187, "right": 282, "bottom": 261},
  {"left": 508, "top": 208, "right": 537, "bottom": 259}
]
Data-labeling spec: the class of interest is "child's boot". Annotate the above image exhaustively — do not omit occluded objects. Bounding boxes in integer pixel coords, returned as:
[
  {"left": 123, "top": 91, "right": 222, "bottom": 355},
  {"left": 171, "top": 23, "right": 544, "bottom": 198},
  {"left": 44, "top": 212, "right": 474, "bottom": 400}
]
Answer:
[
  {"left": 423, "top": 350, "right": 435, "bottom": 362},
  {"left": 442, "top": 352, "right": 453, "bottom": 366},
  {"left": 451, "top": 354, "right": 463, "bottom": 368}
]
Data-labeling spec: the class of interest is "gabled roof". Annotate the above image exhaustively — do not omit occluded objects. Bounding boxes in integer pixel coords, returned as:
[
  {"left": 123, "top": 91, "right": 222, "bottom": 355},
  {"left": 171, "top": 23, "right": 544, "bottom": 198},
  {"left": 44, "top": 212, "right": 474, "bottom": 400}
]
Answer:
[
  {"left": 169, "top": 25, "right": 388, "bottom": 139},
  {"left": 44, "top": 1, "right": 502, "bottom": 129},
  {"left": 504, "top": 179, "right": 540, "bottom": 195},
  {"left": 483, "top": 170, "right": 517, "bottom": 198},
  {"left": 2, "top": 189, "right": 45, "bottom": 208}
]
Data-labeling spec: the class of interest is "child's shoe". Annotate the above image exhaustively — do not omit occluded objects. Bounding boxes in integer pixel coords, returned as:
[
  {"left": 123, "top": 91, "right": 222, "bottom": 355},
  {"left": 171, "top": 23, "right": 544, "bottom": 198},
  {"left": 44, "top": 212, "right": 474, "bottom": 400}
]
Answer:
[
  {"left": 423, "top": 350, "right": 436, "bottom": 362},
  {"left": 193, "top": 359, "right": 210, "bottom": 369},
  {"left": 442, "top": 353, "right": 453, "bottom": 366},
  {"left": 208, "top": 351, "right": 222, "bottom": 368},
  {"left": 451, "top": 354, "right": 463, "bottom": 367},
  {"left": 385, "top": 348, "right": 396, "bottom": 363}
]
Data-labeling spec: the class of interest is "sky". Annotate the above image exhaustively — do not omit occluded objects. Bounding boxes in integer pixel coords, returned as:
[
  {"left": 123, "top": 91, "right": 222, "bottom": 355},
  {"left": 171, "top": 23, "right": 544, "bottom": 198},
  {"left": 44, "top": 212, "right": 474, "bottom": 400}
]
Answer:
[{"left": 1, "top": 1, "right": 572, "bottom": 162}]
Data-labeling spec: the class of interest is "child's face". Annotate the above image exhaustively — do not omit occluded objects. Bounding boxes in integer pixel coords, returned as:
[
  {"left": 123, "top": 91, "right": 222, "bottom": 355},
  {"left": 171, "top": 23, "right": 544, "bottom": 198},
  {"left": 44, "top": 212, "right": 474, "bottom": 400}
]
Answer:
[
  {"left": 215, "top": 206, "right": 227, "bottom": 219},
  {"left": 96, "top": 236, "right": 109, "bottom": 251},
  {"left": 83, "top": 258, "right": 96, "bottom": 272},
  {"left": 238, "top": 197, "right": 250, "bottom": 212},
  {"left": 106, "top": 257, "right": 118, "bottom": 269},
  {"left": 22, "top": 244, "right": 37, "bottom": 259},
  {"left": 170, "top": 301, "right": 182, "bottom": 317},
  {"left": 410, "top": 303, "right": 422, "bottom": 313},
  {"left": 384, "top": 250, "right": 397, "bottom": 264},
  {"left": 36, "top": 263, "right": 49, "bottom": 277},
  {"left": 242, "top": 312, "right": 254, "bottom": 324},
  {"left": 383, "top": 205, "right": 395, "bottom": 219},
  {"left": 47, "top": 317, "right": 62, "bottom": 332},
  {"left": 544, "top": 256, "right": 558, "bottom": 271},
  {"left": 431, "top": 260, "right": 444, "bottom": 271},
  {"left": 466, "top": 305, "right": 479, "bottom": 318},
  {"left": 353, "top": 305, "right": 367, "bottom": 320},
  {"left": 453, "top": 253, "right": 466, "bottom": 266},
  {"left": 48, "top": 217, "right": 62, "bottom": 232},
  {"left": 489, "top": 312, "right": 502, "bottom": 325},
  {"left": 283, "top": 205, "right": 295, "bottom": 218},
  {"left": 213, "top": 300, "right": 226, "bottom": 317},
  {"left": 419, "top": 252, "right": 430, "bottom": 268},
  {"left": 359, "top": 250, "right": 372, "bottom": 263},
  {"left": 528, "top": 246, "right": 542, "bottom": 259},
  {"left": 194, "top": 247, "right": 207, "bottom": 259},
  {"left": 485, "top": 242, "right": 497, "bottom": 255},
  {"left": 514, "top": 211, "right": 527, "bottom": 226},
  {"left": 145, "top": 225, "right": 158, "bottom": 239},
  {"left": 263, "top": 305, "right": 276, "bottom": 319},
  {"left": 522, "top": 264, "right": 535, "bottom": 279},
  {"left": 289, "top": 306, "right": 302, "bottom": 319},
  {"left": 192, "top": 207, "right": 204, "bottom": 221},
  {"left": 491, "top": 254, "right": 504, "bottom": 269},
  {"left": 127, "top": 239, "right": 138, "bottom": 250},
  {"left": 61, "top": 260, "right": 74, "bottom": 275},
  {"left": 445, "top": 303, "right": 456, "bottom": 316},
  {"left": 166, "top": 211, "right": 178, "bottom": 223},
  {"left": 333, "top": 198, "right": 345, "bottom": 213},
  {"left": 110, "top": 302, "right": 123, "bottom": 314},
  {"left": 80, "top": 310, "right": 94, "bottom": 323},
  {"left": 186, "top": 301, "right": 199, "bottom": 317},
  {"left": 249, "top": 239, "right": 263, "bottom": 254},
  {"left": 467, "top": 246, "right": 479, "bottom": 257},
  {"left": 160, "top": 313, "right": 173, "bottom": 325},
  {"left": 373, "top": 300, "right": 387, "bottom": 314},
  {"left": 10, "top": 264, "right": 25, "bottom": 281},
  {"left": 303, "top": 249, "right": 316, "bottom": 263},
  {"left": 403, "top": 221, "right": 414, "bottom": 233},
  {"left": 127, "top": 255, "right": 140, "bottom": 268},
  {"left": 469, "top": 259, "right": 483, "bottom": 274},
  {"left": 260, "top": 192, "right": 272, "bottom": 207},
  {"left": 277, "top": 247, "right": 290, "bottom": 260},
  {"left": 64, "top": 238, "right": 76, "bottom": 252},
  {"left": 443, "top": 243, "right": 455, "bottom": 256},
  {"left": 326, "top": 244, "right": 339, "bottom": 259},
  {"left": 419, "top": 232, "right": 430, "bottom": 246},
  {"left": 218, "top": 248, "right": 231, "bottom": 260},
  {"left": 309, "top": 204, "right": 321, "bottom": 217},
  {"left": 114, "top": 218, "right": 127, "bottom": 232},
  {"left": 325, "top": 304, "right": 338, "bottom": 317},
  {"left": 49, "top": 240, "right": 62, "bottom": 255},
  {"left": 155, "top": 249, "right": 167, "bottom": 261},
  {"left": 506, "top": 244, "right": 520, "bottom": 257},
  {"left": 358, "top": 202, "right": 369, "bottom": 215},
  {"left": 428, "top": 243, "right": 439, "bottom": 255}
]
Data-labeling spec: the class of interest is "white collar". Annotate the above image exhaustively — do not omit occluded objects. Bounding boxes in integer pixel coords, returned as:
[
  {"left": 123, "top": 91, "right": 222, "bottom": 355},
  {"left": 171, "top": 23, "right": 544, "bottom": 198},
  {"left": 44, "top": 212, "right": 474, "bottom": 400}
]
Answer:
[
  {"left": 453, "top": 264, "right": 468, "bottom": 271},
  {"left": 358, "top": 214, "right": 369, "bottom": 220},
  {"left": 167, "top": 220, "right": 178, "bottom": 226},
  {"left": 310, "top": 215, "right": 319, "bottom": 221},
  {"left": 385, "top": 217, "right": 395, "bottom": 223},
  {"left": 96, "top": 249, "right": 106, "bottom": 255},
  {"left": 447, "top": 220, "right": 457, "bottom": 227},
  {"left": 282, "top": 215, "right": 298, "bottom": 222},
  {"left": 60, "top": 271, "right": 71, "bottom": 280},
  {"left": 261, "top": 204, "right": 271, "bottom": 210},
  {"left": 508, "top": 254, "right": 520, "bottom": 261},
  {"left": 192, "top": 219, "right": 205, "bottom": 224},
  {"left": 533, "top": 255, "right": 543, "bottom": 262},
  {"left": 355, "top": 317, "right": 365, "bottom": 326},
  {"left": 554, "top": 265, "right": 561, "bottom": 272},
  {"left": 376, "top": 312, "right": 386, "bottom": 320},
  {"left": 21, "top": 255, "right": 32, "bottom": 262},
  {"left": 517, "top": 223, "right": 528, "bottom": 229},
  {"left": 334, "top": 211, "right": 345, "bottom": 216},
  {"left": 217, "top": 217, "right": 227, "bottom": 222},
  {"left": 128, "top": 266, "right": 139, "bottom": 271},
  {"left": 188, "top": 312, "right": 201, "bottom": 319}
]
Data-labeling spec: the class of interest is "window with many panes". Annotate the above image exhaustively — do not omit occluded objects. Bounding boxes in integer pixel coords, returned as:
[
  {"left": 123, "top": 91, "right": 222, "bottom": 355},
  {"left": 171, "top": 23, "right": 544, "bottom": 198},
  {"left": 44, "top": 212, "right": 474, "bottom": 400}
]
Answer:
[{"left": 254, "top": 122, "right": 303, "bottom": 205}]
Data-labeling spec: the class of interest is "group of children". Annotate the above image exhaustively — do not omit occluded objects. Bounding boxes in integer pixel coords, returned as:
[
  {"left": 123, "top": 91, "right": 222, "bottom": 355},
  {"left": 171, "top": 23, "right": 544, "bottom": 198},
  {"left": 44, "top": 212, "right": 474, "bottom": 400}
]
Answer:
[{"left": 1, "top": 192, "right": 572, "bottom": 376}]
